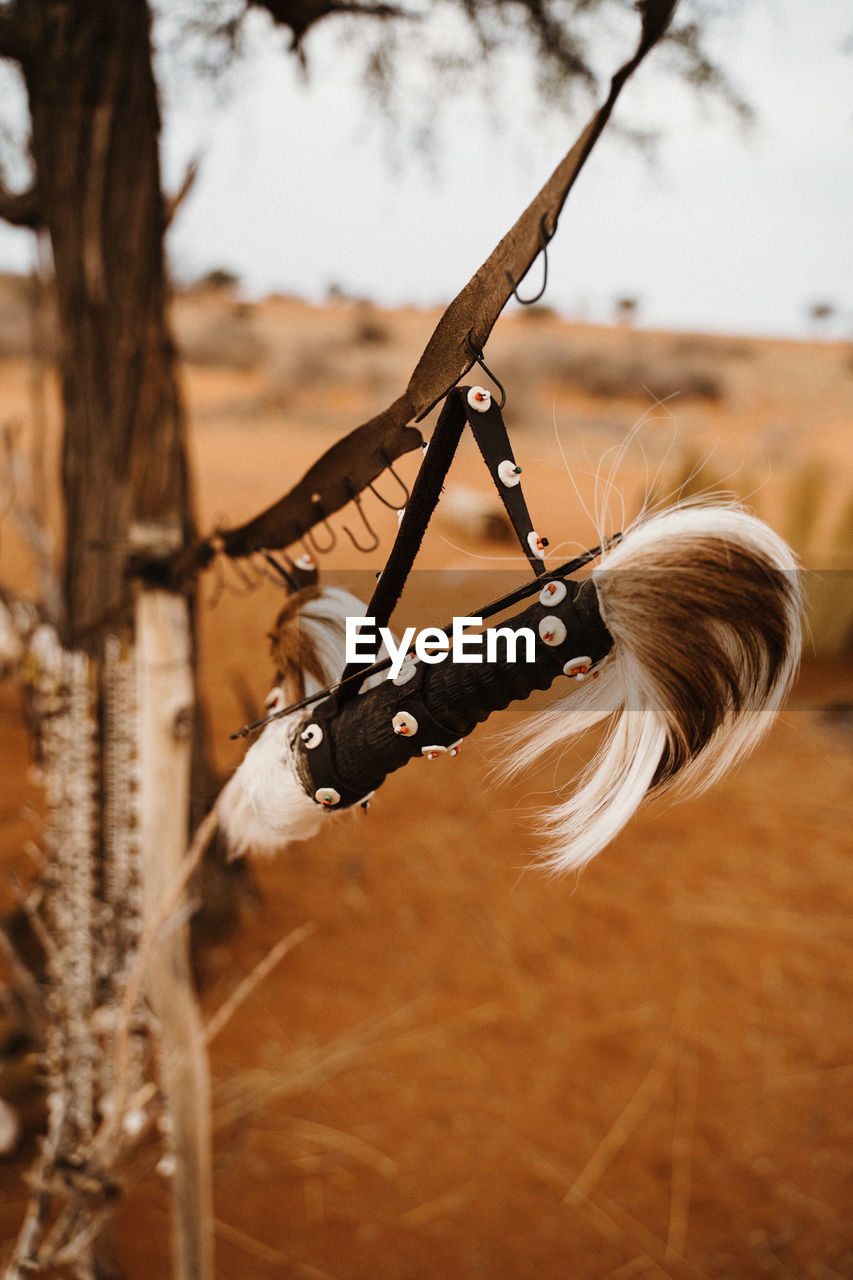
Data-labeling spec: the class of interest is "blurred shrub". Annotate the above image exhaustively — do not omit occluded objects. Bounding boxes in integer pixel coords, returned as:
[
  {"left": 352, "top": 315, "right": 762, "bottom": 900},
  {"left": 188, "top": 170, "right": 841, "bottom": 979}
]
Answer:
[
  {"left": 789, "top": 476, "right": 853, "bottom": 656},
  {"left": 548, "top": 349, "right": 724, "bottom": 403},
  {"left": 175, "top": 300, "right": 265, "bottom": 371},
  {"left": 642, "top": 452, "right": 853, "bottom": 655},
  {"left": 352, "top": 302, "right": 391, "bottom": 346},
  {"left": 784, "top": 461, "right": 829, "bottom": 560},
  {"left": 192, "top": 267, "right": 241, "bottom": 292},
  {"left": 640, "top": 448, "right": 735, "bottom": 517},
  {"left": 613, "top": 296, "right": 639, "bottom": 325},
  {"left": 437, "top": 484, "right": 514, "bottom": 544},
  {"left": 668, "top": 334, "right": 756, "bottom": 362},
  {"left": 516, "top": 304, "right": 559, "bottom": 323}
]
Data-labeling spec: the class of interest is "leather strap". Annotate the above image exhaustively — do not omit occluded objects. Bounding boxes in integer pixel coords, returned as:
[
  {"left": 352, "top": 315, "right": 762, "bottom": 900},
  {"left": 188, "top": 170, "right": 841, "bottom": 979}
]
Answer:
[{"left": 336, "top": 386, "right": 546, "bottom": 702}]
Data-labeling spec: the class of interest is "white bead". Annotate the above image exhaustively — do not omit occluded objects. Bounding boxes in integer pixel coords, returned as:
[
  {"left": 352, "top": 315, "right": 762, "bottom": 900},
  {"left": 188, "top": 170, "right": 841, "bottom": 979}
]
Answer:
[
  {"left": 448, "top": 741, "right": 462, "bottom": 757},
  {"left": 497, "top": 460, "right": 522, "bottom": 488},
  {"left": 392, "top": 711, "right": 419, "bottom": 736},
  {"left": 421, "top": 744, "right": 448, "bottom": 758},
  {"left": 538, "top": 580, "right": 566, "bottom": 606},
  {"left": 527, "top": 531, "right": 546, "bottom": 560},
  {"left": 300, "top": 723, "right": 323, "bottom": 749},
  {"left": 294, "top": 553, "right": 315, "bottom": 572},
  {"left": 123, "top": 1109, "right": 147, "bottom": 1137},
  {"left": 467, "top": 386, "right": 491, "bottom": 413},
  {"left": 315, "top": 786, "right": 341, "bottom": 807},
  {"left": 392, "top": 655, "right": 417, "bottom": 686},
  {"left": 539, "top": 615, "right": 567, "bottom": 646},
  {"left": 562, "top": 655, "right": 593, "bottom": 678}
]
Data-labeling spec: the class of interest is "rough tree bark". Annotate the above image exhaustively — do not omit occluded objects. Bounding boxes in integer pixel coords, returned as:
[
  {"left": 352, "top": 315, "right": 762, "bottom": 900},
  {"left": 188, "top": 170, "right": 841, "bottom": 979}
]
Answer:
[
  {"left": 1, "top": 3, "right": 212, "bottom": 1276},
  {"left": 17, "top": 0, "right": 193, "bottom": 642}
]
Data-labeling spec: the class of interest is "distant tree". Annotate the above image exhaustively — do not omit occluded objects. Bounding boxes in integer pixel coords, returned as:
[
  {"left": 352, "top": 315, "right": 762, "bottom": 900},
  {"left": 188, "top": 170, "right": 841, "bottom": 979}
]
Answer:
[
  {"left": 614, "top": 294, "right": 640, "bottom": 326},
  {"left": 808, "top": 300, "right": 836, "bottom": 330},
  {"left": 193, "top": 265, "right": 242, "bottom": 291}
]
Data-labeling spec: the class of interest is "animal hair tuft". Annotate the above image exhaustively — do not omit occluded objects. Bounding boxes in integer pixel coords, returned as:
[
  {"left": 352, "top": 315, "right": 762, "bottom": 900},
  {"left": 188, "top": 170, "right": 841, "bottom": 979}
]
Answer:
[{"left": 503, "top": 504, "right": 802, "bottom": 872}]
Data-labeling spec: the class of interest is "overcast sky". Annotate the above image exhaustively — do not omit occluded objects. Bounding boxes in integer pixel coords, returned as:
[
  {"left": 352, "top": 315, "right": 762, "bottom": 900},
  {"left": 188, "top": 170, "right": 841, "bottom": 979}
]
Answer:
[{"left": 1, "top": 1, "right": 850, "bottom": 338}]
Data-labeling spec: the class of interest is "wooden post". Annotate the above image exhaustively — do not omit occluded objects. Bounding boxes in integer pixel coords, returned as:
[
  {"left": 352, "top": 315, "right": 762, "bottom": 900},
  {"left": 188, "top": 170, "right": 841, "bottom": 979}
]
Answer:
[{"left": 136, "top": 589, "right": 213, "bottom": 1280}]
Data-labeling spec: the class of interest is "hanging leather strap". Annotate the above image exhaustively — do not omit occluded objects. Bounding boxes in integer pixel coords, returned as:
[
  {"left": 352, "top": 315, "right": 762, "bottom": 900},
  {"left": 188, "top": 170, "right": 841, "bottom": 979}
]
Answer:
[
  {"left": 296, "top": 577, "right": 613, "bottom": 810},
  {"left": 336, "top": 386, "right": 546, "bottom": 702},
  {"left": 333, "top": 390, "right": 466, "bottom": 705},
  {"left": 462, "top": 387, "right": 548, "bottom": 577}
]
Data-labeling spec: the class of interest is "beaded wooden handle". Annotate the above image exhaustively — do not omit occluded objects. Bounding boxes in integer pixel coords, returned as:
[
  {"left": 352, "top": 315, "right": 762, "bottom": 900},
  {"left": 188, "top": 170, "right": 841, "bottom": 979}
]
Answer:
[{"left": 294, "top": 579, "right": 613, "bottom": 810}]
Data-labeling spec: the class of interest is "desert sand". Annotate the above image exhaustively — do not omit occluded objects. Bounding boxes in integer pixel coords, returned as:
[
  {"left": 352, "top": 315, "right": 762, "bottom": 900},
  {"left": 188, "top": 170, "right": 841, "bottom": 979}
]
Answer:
[{"left": 1, "top": 289, "right": 852, "bottom": 1277}]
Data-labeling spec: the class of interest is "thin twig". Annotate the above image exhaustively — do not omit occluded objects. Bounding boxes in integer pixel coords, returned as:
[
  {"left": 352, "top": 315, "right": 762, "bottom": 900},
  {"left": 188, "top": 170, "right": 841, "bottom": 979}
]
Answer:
[
  {"left": 204, "top": 922, "right": 316, "bottom": 1046},
  {"left": 281, "top": 1117, "right": 397, "bottom": 1180},
  {"left": 562, "top": 1026, "right": 676, "bottom": 1208},
  {"left": 93, "top": 807, "right": 219, "bottom": 1156},
  {"left": 213, "top": 1218, "right": 292, "bottom": 1266},
  {"left": 213, "top": 998, "right": 429, "bottom": 1130}
]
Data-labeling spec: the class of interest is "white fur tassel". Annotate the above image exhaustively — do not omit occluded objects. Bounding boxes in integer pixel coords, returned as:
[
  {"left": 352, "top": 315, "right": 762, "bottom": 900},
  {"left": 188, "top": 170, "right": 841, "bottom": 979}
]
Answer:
[
  {"left": 217, "top": 587, "right": 375, "bottom": 858},
  {"left": 503, "top": 504, "right": 802, "bottom": 872}
]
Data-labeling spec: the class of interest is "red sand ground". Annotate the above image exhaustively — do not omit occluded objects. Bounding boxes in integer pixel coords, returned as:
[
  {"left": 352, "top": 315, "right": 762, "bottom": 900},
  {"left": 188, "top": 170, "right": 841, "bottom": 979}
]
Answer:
[{"left": 1, "top": 300, "right": 852, "bottom": 1277}]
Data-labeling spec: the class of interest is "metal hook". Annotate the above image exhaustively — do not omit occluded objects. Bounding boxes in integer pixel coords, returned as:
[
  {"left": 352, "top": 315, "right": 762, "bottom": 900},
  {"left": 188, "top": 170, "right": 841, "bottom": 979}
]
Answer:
[
  {"left": 223, "top": 555, "right": 261, "bottom": 596},
  {"left": 305, "top": 493, "right": 337, "bottom": 554},
  {"left": 342, "top": 481, "right": 380, "bottom": 553},
  {"left": 505, "top": 213, "right": 552, "bottom": 306},
  {"left": 465, "top": 331, "right": 507, "bottom": 410},
  {"left": 367, "top": 449, "right": 411, "bottom": 511}
]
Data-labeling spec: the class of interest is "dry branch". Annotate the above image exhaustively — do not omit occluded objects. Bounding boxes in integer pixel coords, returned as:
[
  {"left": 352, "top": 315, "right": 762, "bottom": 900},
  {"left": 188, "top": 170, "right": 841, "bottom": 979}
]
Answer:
[
  {"left": 251, "top": 0, "right": 415, "bottom": 52},
  {"left": 190, "top": 0, "right": 678, "bottom": 568},
  {"left": 203, "top": 922, "right": 316, "bottom": 1046},
  {"left": 164, "top": 156, "right": 200, "bottom": 228},
  {"left": 562, "top": 1027, "right": 676, "bottom": 1209}
]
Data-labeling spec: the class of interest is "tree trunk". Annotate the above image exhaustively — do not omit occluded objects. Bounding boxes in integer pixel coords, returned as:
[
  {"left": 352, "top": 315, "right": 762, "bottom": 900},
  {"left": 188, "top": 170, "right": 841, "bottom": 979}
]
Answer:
[
  {"left": 9, "top": 5, "right": 215, "bottom": 1276},
  {"left": 21, "top": 0, "right": 192, "bottom": 645}
]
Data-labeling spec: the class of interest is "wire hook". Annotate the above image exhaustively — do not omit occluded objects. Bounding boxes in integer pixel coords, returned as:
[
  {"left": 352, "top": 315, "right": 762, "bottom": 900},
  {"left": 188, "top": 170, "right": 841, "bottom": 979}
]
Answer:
[
  {"left": 505, "top": 214, "right": 552, "bottom": 306},
  {"left": 465, "top": 331, "right": 507, "bottom": 410},
  {"left": 342, "top": 481, "right": 380, "bottom": 553},
  {"left": 222, "top": 555, "right": 262, "bottom": 596},
  {"left": 304, "top": 494, "right": 337, "bottom": 554},
  {"left": 367, "top": 449, "right": 411, "bottom": 511}
]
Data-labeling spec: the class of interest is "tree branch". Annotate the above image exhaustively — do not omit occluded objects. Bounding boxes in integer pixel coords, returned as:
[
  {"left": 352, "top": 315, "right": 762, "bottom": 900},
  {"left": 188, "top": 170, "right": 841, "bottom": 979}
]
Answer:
[
  {"left": 248, "top": 0, "right": 414, "bottom": 51},
  {"left": 0, "top": 178, "right": 40, "bottom": 229},
  {"left": 164, "top": 156, "right": 201, "bottom": 229}
]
